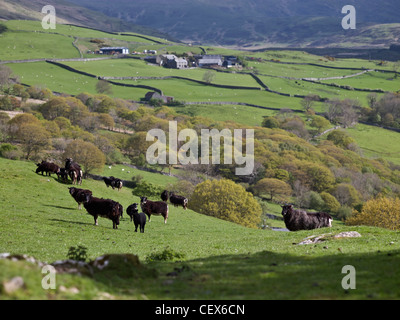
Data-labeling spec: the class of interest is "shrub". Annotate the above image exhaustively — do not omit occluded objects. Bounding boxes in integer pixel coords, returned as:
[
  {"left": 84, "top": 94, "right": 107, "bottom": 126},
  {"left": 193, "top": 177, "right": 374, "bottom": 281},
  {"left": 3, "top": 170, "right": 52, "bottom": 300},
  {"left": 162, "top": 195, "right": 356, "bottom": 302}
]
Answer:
[
  {"left": 308, "top": 191, "right": 325, "bottom": 211},
  {"left": 0, "top": 143, "right": 22, "bottom": 160},
  {"left": 320, "top": 192, "right": 340, "bottom": 213},
  {"left": 346, "top": 197, "right": 400, "bottom": 230},
  {"left": 67, "top": 245, "right": 88, "bottom": 262},
  {"left": 190, "top": 179, "right": 262, "bottom": 228},
  {"left": 337, "top": 205, "right": 353, "bottom": 221},
  {"left": 146, "top": 246, "right": 186, "bottom": 263},
  {"left": 132, "top": 180, "right": 164, "bottom": 198}
]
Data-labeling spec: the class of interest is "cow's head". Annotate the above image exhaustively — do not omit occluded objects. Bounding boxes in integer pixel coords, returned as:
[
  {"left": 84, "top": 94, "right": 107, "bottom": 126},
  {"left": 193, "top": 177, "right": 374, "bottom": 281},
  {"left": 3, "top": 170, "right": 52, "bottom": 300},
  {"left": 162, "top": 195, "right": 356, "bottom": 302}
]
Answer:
[
  {"left": 281, "top": 204, "right": 293, "bottom": 216},
  {"left": 140, "top": 197, "right": 147, "bottom": 204},
  {"left": 68, "top": 187, "right": 77, "bottom": 195},
  {"left": 83, "top": 192, "right": 92, "bottom": 204}
]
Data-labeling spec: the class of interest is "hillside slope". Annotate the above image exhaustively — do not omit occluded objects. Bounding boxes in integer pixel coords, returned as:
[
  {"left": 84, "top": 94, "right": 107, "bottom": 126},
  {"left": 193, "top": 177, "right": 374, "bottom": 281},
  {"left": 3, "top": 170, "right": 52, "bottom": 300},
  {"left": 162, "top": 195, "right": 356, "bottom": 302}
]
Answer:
[
  {"left": 0, "top": 158, "right": 400, "bottom": 300},
  {"left": 64, "top": 0, "right": 400, "bottom": 47},
  {"left": 0, "top": 0, "right": 173, "bottom": 41}
]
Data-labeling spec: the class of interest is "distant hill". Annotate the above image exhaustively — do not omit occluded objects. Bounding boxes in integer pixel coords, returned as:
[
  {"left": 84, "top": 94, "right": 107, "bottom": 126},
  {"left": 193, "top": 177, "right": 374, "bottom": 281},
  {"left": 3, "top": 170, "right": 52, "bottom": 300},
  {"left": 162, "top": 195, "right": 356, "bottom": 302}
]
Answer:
[
  {"left": 63, "top": 0, "right": 400, "bottom": 48},
  {"left": 0, "top": 0, "right": 175, "bottom": 41}
]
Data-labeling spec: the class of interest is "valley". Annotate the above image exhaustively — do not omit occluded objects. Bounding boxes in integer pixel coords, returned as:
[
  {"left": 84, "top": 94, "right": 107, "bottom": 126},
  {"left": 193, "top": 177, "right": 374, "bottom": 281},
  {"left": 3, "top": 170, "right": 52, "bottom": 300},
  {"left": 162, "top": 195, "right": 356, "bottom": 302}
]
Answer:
[{"left": 0, "top": 17, "right": 400, "bottom": 301}]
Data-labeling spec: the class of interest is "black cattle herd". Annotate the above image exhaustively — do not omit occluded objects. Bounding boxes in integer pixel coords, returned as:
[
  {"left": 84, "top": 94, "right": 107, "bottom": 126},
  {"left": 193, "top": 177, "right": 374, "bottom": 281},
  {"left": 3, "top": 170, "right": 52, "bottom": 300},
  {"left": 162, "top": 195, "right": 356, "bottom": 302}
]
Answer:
[
  {"left": 35, "top": 159, "right": 333, "bottom": 232},
  {"left": 35, "top": 158, "right": 188, "bottom": 232}
]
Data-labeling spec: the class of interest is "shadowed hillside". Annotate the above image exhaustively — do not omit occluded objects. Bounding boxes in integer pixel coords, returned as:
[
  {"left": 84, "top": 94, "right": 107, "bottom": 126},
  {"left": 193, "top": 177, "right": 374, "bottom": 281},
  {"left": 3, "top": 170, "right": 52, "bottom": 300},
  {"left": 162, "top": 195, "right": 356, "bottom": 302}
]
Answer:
[{"left": 63, "top": 0, "right": 400, "bottom": 47}]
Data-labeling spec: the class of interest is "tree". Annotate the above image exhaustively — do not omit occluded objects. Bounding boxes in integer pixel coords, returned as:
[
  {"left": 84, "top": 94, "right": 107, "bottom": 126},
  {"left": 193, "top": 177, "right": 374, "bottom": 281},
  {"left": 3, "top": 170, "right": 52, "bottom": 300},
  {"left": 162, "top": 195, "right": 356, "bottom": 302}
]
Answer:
[
  {"left": 301, "top": 162, "right": 335, "bottom": 193},
  {"left": 96, "top": 80, "right": 113, "bottom": 95},
  {"left": 17, "top": 123, "right": 51, "bottom": 159},
  {"left": 320, "top": 192, "right": 340, "bottom": 213},
  {"left": 333, "top": 183, "right": 361, "bottom": 207},
  {"left": 202, "top": 70, "right": 216, "bottom": 84},
  {"left": 327, "top": 130, "right": 355, "bottom": 149},
  {"left": 39, "top": 97, "right": 70, "bottom": 120},
  {"left": 310, "top": 115, "right": 331, "bottom": 134},
  {"left": 300, "top": 95, "right": 318, "bottom": 113},
  {"left": 0, "top": 65, "right": 14, "bottom": 91},
  {"left": 63, "top": 139, "right": 106, "bottom": 175},
  {"left": 346, "top": 197, "right": 400, "bottom": 230},
  {"left": 190, "top": 179, "right": 262, "bottom": 228},
  {"left": 261, "top": 116, "right": 280, "bottom": 129},
  {"left": 253, "top": 178, "right": 292, "bottom": 202}
]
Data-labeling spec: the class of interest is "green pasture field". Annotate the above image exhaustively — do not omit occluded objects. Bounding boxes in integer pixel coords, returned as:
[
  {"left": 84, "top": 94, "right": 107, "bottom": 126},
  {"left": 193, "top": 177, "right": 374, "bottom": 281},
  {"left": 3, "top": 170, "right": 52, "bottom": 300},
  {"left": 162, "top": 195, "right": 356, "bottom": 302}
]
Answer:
[
  {"left": 0, "top": 31, "right": 79, "bottom": 60},
  {"left": 63, "top": 59, "right": 261, "bottom": 88},
  {"left": 347, "top": 124, "right": 400, "bottom": 166},
  {"left": 4, "top": 20, "right": 167, "bottom": 44},
  {"left": 102, "top": 163, "right": 178, "bottom": 187},
  {"left": 1, "top": 158, "right": 400, "bottom": 300},
  {"left": 319, "top": 71, "right": 400, "bottom": 92},
  {"left": 248, "top": 60, "right": 362, "bottom": 79},
  {"left": 7, "top": 62, "right": 150, "bottom": 100},
  {"left": 260, "top": 76, "right": 381, "bottom": 106},
  {"left": 117, "top": 77, "right": 301, "bottom": 107},
  {"left": 256, "top": 50, "right": 396, "bottom": 72}
]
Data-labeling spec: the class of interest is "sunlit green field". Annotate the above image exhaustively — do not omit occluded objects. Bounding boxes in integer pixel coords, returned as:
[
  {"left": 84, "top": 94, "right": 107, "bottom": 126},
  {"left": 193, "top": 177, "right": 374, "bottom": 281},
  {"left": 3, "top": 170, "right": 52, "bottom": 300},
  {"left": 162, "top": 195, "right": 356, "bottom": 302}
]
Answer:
[{"left": 1, "top": 158, "right": 400, "bottom": 300}]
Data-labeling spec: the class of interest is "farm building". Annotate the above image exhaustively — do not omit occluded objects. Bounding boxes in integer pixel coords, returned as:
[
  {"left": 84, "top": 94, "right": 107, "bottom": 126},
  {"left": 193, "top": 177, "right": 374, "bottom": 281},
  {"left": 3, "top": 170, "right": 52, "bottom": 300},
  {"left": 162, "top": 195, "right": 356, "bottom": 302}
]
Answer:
[
  {"left": 99, "top": 47, "right": 130, "bottom": 55},
  {"left": 156, "top": 54, "right": 188, "bottom": 69},
  {"left": 144, "top": 91, "right": 174, "bottom": 104},
  {"left": 197, "top": 55, "right": 223, "bottom": 67}
]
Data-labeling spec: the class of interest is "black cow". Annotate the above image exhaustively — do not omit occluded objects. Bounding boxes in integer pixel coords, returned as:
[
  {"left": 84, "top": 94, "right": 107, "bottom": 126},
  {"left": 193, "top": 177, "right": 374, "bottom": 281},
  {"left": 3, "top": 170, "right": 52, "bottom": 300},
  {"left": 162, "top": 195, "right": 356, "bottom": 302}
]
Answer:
[
  {"left": 103, "top": 176, "right": 123, "bottom": 191},
  {"left": 169, "top": 192, "right": 188, "bottom": 210},
  {"left": 140, "top": 197, "right": 169, "bottom": 224},
  {"left": 161, "top": 190, "right": 169, "bottom": 202},
  {"left": 65, "top": 158, "right": 82, "bottom": 185},
  {"left": 68, "top": 187, "right": 92, "bottom": 210},
  {"left": 36, "top": 161, "right": 60, "bottom": 176},
  {"left": 126, "top": 203, "right": 139, "bottom": 222},
  {"left": 83, "top": 194, "right": 121, "bottom": 229},
  {"left": 281, "top": 205, "right": 332, "bottom": 231},
  {"left": 127, "top": 204, "right": 146, "bottom": 233}
]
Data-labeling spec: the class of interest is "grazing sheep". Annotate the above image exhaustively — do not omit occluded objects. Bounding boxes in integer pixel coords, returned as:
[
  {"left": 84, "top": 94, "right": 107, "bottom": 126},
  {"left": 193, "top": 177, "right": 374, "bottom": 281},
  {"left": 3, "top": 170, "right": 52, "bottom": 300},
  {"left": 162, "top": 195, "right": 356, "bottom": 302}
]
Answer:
[{"left": 281, "top": 205, "right": 332, "bottom": 231}]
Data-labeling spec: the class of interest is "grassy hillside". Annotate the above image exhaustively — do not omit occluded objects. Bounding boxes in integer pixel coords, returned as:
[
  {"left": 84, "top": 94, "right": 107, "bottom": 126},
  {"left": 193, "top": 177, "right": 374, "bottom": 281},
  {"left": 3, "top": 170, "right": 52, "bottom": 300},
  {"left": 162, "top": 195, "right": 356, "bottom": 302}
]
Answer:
[
  {"left": 1, "top": 157, "right": 400, "bottom": 300},
  {"left": 0, "top": 0, "right": 172, "bottom": 40}
]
